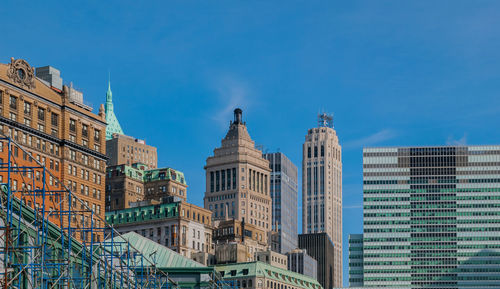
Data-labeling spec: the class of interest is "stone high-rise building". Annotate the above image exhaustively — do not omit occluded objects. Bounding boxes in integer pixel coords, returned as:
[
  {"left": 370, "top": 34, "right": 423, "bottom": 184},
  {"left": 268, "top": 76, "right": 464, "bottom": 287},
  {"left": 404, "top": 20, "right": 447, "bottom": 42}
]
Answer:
[
  {"left": 106, "top": 134, "right": 158, "bottom": 168},
  {"left": 298, "top": 233, "right": 336, "bottom": 289},
  {"left": 302, "top": 113, "right": 342, "bottom": 287},
  {"left": 204, "top": 108, "right": 272, "bottom": 241}
]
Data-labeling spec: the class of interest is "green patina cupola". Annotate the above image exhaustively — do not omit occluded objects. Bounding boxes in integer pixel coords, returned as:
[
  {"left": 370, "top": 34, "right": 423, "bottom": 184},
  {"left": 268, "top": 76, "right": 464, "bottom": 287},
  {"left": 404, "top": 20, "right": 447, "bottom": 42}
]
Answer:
[{"left": 105, "top": 80, "right": 124, "bottom": 140}]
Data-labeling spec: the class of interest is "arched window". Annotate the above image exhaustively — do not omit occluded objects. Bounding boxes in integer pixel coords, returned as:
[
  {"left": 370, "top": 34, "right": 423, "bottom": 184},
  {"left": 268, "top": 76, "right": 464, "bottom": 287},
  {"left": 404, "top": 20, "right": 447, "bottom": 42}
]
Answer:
[
  {"left": 248, "top": 279, "right": 253, "bottom": 288},
  {"left": 242, "top": 280, "right": 247, "bottom": 288}
]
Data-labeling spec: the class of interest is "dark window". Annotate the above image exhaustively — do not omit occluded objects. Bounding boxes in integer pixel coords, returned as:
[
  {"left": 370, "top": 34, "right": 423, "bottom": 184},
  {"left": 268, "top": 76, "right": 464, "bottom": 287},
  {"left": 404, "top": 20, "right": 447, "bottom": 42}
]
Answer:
[
  {"left": 314, "top": 146, "right": 318, "bottom": 157},
  {"left": 9, "top": 96, "right": 17, "bottom": 110},
  {"left": 307, "top": 147, "right": 311, "bottom": 158},
  {"left": 82, "top": 124, "right": 88, "bottom": 138},
  {"left": 226, "top": 169, "right": 231, "bottom": 190},
  {"left": 51, "top": 113, "right": 58, "bottom": 126},
  {"left": 321, "top": 145, "right": 324, "bottom": 157},
  {"left": 216, "top": 171, "right": 220, "bottom": 192},
  {"left": 210, "top": 172, "right": 214, "bottom": 193},
  {"left": 221, "top": 169, "right": 226, "bottom": 191},
  {"left": 69, "top": 119, "right": 76, "bottom": 132},
  {"left": 232, "top": 168, "right": 236, "bottom": 189},
  {"left": 38, "top": 108, "right": 45, "bottom": 121}
]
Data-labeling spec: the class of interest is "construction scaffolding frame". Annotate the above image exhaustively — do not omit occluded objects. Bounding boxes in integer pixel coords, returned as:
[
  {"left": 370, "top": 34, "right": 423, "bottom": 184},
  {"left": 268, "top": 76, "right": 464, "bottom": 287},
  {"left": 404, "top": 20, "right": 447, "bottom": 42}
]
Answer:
[{"left": 0, "top": 135, "right": 176, "bottom": 289}]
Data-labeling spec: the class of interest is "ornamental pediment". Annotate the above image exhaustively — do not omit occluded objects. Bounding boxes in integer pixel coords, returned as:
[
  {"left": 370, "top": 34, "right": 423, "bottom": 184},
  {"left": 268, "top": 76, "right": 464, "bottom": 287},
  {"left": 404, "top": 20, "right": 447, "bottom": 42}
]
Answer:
[{"left": 6, "top": 57, "right": 36, "bottom": 90}]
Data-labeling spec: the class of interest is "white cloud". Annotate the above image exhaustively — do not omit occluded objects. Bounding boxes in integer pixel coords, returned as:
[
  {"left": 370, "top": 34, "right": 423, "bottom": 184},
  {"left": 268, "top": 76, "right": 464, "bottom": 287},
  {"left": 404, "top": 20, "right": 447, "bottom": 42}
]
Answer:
[
  {"left": 343, "top": 129, "right": 397, "bottom": 149},
  {"left": 446, "top": 133, "right": 467, "bottom": 146},
  {"left": 210, "top": 76, "right": 252, "bottom": 129},
  {"left": 344, "top": 204, "right": 363, "bottom": 209}
]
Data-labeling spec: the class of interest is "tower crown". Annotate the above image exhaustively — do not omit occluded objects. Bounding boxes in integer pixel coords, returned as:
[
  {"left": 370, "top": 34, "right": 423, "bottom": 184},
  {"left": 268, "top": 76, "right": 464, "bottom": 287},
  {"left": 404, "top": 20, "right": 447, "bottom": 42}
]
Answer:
[
  {"left": 234, "top": 108, "right": 243, "bottom": 124},
  {"left": 318, "top": 113, "right": 333, "bottom": 128}
]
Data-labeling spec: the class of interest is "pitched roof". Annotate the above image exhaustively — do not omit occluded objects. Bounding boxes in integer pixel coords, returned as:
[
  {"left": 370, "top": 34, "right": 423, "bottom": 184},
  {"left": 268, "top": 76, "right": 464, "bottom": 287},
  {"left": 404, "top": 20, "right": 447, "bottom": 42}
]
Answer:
[
  {"left": 108, "top": 231, "right": 203, "bottom": 268},
  {"left": 105, "top": 81, "right": 124, "bottom": 140},
  {"left": 216, "top": 261, "right": 323, "bottom": 289}
]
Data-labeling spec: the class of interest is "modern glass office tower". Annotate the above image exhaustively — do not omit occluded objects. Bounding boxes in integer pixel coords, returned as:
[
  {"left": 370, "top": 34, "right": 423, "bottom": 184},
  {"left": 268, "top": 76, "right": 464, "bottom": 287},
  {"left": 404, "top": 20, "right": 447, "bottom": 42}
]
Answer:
[
  {"left": 348, "top": 234, "right": 364, "bottom": 287},
  {"left": 264, "top": 152, "right": 299, "bottom": 254},
  {"left": 361, "top": 146, "right": 500, "bottom": 288}
]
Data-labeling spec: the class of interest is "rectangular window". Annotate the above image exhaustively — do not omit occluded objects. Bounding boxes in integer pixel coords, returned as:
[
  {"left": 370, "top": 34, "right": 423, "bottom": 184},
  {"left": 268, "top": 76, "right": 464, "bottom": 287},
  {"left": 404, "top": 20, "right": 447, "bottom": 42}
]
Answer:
[
  {"left": 307, "top": 168, "right": 311, "bottom": 196},
  {"left": 320, "top": 166, "right": 324, "bottom": 193},
  {"left": 9, "top": 96, "right": 17, "bottom": 110},
  {"left": 24, "top": 102, "right": 31, "bottom": 116},
  {"left": 232, "top": 168, "right": 236, "bottom": 189},
  {"left": 308, "top": 147, "right": 311, "bottom": 158},
  {"left": 313, "top": 167, "right": 318, "bottom": 194},
  {"left": 69, "top": 119, "right": 76, "bottom": 132},
  {"left": 314, "top": 146, "right": 318, "bottom": 157},
  {"left": 321, "top": 145, "right": 324, "bottom": 157},
  {"left": 221, "top": 169, "right": 226, "bottom": 191},
  {"left": 216, "top": 171, "right": 220, "bottom": 192},
  {"left": 38, "top": 108, "right": 45, "bottom": 121},
  {"left": 94, "top": 129, "right": 100, "bottom": 142},
  {"left": 227, "top": 169, "right": 231, "bottom": 190},
  {"left": 210, "top": 171, "right": 214, "bottom": 193},
  {"left": 82, "top": 124, "right": 88, "bottom": 138},
  {"left": 51, "top": 113, "right": 58, "bottom": 126}
]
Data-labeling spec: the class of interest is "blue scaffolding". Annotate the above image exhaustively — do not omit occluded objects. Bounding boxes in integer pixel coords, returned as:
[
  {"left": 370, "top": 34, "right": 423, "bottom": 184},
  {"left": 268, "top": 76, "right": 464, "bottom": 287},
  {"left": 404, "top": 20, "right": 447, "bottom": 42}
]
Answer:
[{"left": 0, "top": 135, "right": 174, "bottom": 289}]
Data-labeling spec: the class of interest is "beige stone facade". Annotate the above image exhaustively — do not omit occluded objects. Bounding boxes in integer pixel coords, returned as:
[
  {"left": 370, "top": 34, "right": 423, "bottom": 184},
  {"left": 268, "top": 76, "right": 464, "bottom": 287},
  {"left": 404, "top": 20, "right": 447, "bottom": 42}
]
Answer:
[
  {"left": 255, "top": 249, "right": 288, "bottom": 269},
  {"left": 0, "top": 58, "right": 106, "bottom": 242},
  {"left": 106, "top": 200, "right": 214, "bottom": 260},
  {"left": 213, "top": 219, "right": 268, "bottom": 263},
  {"left": 302, "top": 115, "right": 342, "bottom": 287},
  {"left": 105, "top": 163, "right": 145, "bottom": 211},
  {"left": 144, "top": 167, "right": 188, "bottom": 202},
  {"left": 204, "top": 109, "right": 271, "bottom": 241},
  {"left": 106, "top": 133, "right": 157, "bottom": 168}
]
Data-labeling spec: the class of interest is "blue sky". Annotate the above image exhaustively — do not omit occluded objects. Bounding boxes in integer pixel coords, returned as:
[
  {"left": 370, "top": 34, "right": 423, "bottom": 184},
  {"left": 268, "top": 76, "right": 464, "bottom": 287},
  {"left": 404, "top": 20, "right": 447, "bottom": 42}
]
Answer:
[{"left": 2, "top": 1, "right": 500, "bottom": 285}]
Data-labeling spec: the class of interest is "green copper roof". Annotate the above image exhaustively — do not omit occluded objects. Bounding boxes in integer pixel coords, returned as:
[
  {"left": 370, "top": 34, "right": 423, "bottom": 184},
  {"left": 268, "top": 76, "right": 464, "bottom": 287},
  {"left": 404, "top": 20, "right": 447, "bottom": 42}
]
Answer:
[
  {"left": 106, "top": 201, "right": 179, "bottom": 225},
  {"left": 105, "top": 81, "right": 124, "bottom": 140},
  {"left": 110, "top": 231, "right": 203, "bottom": 268},
  {"left": 144, "top": 168, "right": 187, "bottom": 185},
  {"left": 106, "top": 164, "right": 187, "bottom": 185},
  {"left": 215, "top": 262, "right": 323, "bottom": 289}
]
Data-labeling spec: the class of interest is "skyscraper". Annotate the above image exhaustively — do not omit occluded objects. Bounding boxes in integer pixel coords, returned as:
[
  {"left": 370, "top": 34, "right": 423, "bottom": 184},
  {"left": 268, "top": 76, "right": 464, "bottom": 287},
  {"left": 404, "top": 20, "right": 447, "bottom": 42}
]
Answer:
[
  {"left": 264, "top": 152, "right": 298, "bottom": 254},
  {"left": 358, "top": 145, "right": 500, "bottom": 288},
  {"left": 302, "top": 113, "right": 342, "bottom": 286},
  {"left": 299, "top": 233, "right": 336, "bottom": 289},
  {"left": 204, "top": 108, "right": 272, "bottom": 241}
]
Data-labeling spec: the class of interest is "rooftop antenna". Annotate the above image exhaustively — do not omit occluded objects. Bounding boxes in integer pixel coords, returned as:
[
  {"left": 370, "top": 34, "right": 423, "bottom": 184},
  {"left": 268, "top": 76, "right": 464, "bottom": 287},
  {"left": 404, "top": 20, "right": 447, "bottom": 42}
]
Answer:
[{"left": 318, "top": 112, "right": 334, "bottom": 128}]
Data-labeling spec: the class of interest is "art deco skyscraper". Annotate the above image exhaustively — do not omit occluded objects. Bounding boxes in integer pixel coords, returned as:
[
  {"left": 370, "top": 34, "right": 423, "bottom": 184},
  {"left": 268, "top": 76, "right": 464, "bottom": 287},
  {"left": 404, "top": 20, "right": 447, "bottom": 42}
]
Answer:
[
  {"left": 302, "top": 113, "right": 342, "bottom": 286},
  {"left": 204, "top": 109, "right": 272, "bottom": 240}
]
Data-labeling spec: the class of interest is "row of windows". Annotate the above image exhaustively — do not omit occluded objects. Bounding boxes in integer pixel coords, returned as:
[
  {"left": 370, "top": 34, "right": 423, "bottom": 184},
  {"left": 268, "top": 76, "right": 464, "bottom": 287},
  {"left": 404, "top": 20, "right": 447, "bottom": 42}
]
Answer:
[
  {"left": 210, "top": 168, "right": 237, "bottom": 192},
  {"left": 2, "top": 93, "right": 102, "bottom": 152}
]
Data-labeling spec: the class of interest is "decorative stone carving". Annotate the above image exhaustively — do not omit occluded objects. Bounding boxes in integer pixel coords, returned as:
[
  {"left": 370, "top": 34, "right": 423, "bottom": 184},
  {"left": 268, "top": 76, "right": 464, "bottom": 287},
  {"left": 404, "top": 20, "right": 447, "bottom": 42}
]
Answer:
[{"left": 6, "top": 58, "right": 36, "bottom": 90}]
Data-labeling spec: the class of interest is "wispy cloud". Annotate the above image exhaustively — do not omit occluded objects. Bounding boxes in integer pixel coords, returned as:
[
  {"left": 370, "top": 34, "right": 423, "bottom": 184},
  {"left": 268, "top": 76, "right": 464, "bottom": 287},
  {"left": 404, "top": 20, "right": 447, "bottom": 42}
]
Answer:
[
  {"left": 210, "top": 76, "right": 252, "bottom": 129},
  {"left": 343, "top": 129, "right": 397, "bottom": 149},
  {"left": 344, "top": 204, "right": 363, "bottom": 209},
  {"left": 446, "top": 133, "right": 467, "bottom": 146}
]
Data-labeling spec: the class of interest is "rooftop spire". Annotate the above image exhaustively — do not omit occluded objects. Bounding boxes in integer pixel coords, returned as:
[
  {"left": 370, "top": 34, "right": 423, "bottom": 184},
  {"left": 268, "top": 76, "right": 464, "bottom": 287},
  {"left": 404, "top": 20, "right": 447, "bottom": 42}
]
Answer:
[
  {"left": 104, "top": 78, "right": 124, "bottom": 140},
  {"left": 106, "top": 79, "right": 112, "bottom": 103}
]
